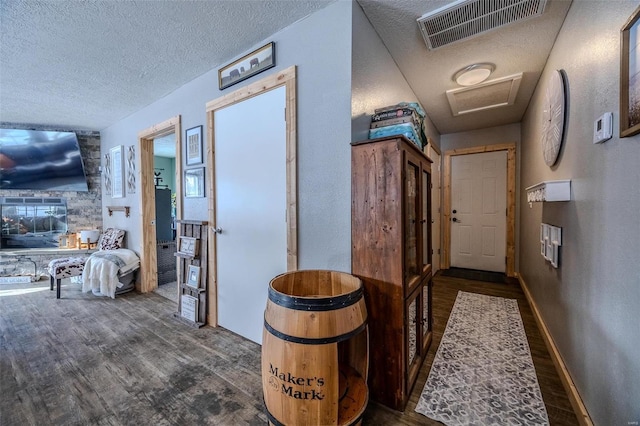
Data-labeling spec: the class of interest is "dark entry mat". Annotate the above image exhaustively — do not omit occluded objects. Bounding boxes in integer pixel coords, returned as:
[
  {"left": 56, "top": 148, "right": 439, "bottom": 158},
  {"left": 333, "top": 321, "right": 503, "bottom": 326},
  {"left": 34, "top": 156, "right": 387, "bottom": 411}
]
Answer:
[{"left": 439, "top": 268, "right": 518, "bottom": 285}]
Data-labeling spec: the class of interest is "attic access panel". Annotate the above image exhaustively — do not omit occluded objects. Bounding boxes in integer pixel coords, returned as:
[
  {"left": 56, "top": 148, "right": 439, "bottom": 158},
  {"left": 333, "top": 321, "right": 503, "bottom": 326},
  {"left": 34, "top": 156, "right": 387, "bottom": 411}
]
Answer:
[
  {"left": 418, "top": 0, "right": 548, "bottom": 50},
  {"left": 446, "top": 73, "right": 523, "bottom": 116}
]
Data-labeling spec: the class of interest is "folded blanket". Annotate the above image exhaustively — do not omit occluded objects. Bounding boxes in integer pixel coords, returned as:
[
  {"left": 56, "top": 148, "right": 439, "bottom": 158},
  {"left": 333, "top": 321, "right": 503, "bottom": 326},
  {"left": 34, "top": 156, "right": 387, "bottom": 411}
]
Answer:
[
  {"left": 82, "top": 248, "right": 139, "bottom": 299},
  {"left": 91, "top": 249, "right": 140, "bottom": 275}
]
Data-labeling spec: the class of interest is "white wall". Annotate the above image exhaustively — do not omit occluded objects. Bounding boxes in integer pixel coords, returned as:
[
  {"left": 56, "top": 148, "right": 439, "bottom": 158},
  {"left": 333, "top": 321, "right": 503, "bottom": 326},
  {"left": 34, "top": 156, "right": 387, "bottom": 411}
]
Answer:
[
  {"left": 519, "top": 1, "right": 640, "bottom": 424},
  {"left": 351, "top": 2, "right": 440, "bottom": 149},
  {"left": 100, "top": 1, "right": 354, "bottom": 271}
]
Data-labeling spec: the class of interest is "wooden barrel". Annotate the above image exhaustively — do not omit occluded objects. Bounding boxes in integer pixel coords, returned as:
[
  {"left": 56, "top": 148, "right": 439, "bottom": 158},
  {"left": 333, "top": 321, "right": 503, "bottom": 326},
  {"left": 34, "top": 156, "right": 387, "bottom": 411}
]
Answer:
[{"left": 262, "top": 270, "right": 369, "bottom": 426}]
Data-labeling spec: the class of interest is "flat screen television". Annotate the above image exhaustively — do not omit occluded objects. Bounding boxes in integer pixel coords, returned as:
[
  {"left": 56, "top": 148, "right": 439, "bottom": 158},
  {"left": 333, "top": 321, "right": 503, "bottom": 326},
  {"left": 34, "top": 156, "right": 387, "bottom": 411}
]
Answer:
[{"left": 0, "top": 129, "right": 89, "bottom": 191}]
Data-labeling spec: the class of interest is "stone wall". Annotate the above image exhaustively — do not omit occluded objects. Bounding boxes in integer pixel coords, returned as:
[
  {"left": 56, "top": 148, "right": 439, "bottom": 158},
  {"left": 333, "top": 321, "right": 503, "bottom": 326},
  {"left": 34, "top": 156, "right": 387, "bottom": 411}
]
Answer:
[
  {"left": 1, "top": 126, "right": 103, "bottom": 277},
  {"left": 0, "top": 127, "right": 102, "bottom": 233}
]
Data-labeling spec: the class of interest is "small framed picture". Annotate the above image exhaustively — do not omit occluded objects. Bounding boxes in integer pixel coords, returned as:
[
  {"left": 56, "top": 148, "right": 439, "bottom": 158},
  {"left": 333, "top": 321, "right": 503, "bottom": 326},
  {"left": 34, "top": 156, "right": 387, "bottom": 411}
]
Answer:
[
  {"left": 178, "top": 236, "right": 199, "bottom": 257},
  {"left": 186, "top": 125, "right": 203, "bottom": 165},
  {"left": 185, "top": 167, "right": 205, "bottom": 198},
  {"left": 186, "top": 265, "right": 201, "bottom": 288}
]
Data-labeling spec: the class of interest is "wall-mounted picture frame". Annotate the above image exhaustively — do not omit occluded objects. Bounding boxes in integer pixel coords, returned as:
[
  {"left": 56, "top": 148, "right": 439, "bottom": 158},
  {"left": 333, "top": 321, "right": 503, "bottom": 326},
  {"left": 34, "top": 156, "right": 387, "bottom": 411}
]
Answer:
[
  {"left": 178, "top": 236, "right": 199, "bottom": 257},
  {"left": 186, "top": 265, "right": 201, "bottom": 289},
  {"left": 186, "top": 125, "right": 203, "bottom": 165},
  {"left": 621, "top": 6, "right": 640, "bottom": 138},
  {"left": 218, "top": 42, "right": 275, "bottom": 90},
  {"left": 185, "top": 167, "right": 205, "bottom": 198},
  {"left": 103, "top": 152, "right": 112, "bottom": 196},
  {"left": 110, "top": 145, "right": 124, "bottom": 198},
  {"left": 126, "top": 145, "right": 136, "bottom": 194}
]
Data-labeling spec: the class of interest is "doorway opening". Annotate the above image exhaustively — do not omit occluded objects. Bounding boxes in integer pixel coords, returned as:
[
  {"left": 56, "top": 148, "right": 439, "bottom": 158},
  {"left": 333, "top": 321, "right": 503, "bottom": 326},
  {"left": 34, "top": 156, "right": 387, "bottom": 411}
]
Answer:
[
  {"left": 137, "top": 116, "right": 182, "bottom": 293},
  {"left": 442, "top": 143, "right": 516, "bottom": 277},
  {"left": 152, "top": 133, "right": 178, "bottom": 302}
]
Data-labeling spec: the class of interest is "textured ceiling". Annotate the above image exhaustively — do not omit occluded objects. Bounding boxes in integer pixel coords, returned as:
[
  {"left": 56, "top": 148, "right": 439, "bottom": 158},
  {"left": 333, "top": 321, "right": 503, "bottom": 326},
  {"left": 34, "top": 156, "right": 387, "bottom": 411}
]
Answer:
[
  {"left": 358, "top": 0, "right": 573, "bottom": 134},
  {"left": 0, "top": 0, "right": 572, "bottom": 134},
  {"left": 154, "top": 134, "right": 177, "bottom": 158},
  {"left": 0, "top": 0, "right": 333, "bottom": 131}
]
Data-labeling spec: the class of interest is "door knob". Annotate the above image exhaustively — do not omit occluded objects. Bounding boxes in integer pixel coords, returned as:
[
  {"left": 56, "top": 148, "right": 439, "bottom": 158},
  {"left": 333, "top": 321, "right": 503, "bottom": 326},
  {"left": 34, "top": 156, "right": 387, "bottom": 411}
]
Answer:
[
  {"left": 452, "top": 218, "right": 461, "bottom": 223},
  {"left": 213, "top": 227, "right": 223, "bottom": 234}
]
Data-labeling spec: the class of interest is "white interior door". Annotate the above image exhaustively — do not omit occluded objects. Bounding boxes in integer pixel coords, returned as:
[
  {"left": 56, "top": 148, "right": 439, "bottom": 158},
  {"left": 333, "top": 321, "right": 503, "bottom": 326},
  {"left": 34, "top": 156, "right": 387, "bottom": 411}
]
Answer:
[
  {"left": 450, "top": 151, "right": 507, "bottom": 272},
  {"left": 428, "top": 147, "right": 441, "bottom": 273},
  {"left": 214, "top": 86, "right": 287, "bottom": 344}
]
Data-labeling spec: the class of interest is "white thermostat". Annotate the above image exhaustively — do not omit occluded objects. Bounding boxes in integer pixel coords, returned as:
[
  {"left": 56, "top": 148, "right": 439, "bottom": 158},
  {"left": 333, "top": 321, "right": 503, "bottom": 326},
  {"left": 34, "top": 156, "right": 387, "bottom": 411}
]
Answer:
[{"left": 594, "top": 112, "right": 613, "bottom": 144}]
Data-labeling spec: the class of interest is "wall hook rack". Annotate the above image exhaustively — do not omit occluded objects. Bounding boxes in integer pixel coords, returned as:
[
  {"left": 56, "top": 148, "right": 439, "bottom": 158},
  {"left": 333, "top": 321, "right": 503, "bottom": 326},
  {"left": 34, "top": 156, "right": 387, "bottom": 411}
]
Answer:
[{"left": 107, "top": 206, "right": 130, "bottom": 217}]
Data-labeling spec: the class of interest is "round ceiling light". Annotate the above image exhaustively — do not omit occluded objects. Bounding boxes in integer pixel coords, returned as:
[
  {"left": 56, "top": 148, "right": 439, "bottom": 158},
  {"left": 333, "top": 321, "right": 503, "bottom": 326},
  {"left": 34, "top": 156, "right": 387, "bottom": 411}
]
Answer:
[{"left": 453, "top": 63, "right": 495, "bottom": 86}]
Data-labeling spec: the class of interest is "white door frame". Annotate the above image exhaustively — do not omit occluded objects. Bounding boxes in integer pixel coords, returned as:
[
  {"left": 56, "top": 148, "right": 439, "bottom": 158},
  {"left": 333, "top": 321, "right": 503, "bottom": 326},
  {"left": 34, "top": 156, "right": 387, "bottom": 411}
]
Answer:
[
  {"left": 204, "top": 66, "right": 298, "bottom": 327},
  {"left": 443, "top": 143, "right": 516, "bottom": 277}
]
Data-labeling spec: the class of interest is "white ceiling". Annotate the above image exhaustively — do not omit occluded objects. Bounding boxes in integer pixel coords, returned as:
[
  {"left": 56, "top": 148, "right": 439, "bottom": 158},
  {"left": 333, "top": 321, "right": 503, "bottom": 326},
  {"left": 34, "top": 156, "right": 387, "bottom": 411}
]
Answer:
[
  {"left": 0, "top": 0, "right": 572, "bottom": 135},
  {"left": 0, "top": 0, "right": 333, "bottom": 131},
  {"left": 154, "top": 134, "right": 177, "bottom": 158}
]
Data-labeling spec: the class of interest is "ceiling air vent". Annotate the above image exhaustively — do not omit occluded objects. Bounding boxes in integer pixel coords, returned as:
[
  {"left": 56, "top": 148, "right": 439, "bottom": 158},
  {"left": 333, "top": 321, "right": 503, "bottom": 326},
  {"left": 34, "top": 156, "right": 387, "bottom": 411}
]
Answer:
[{"left": 418, "top": 0, "right": 548, "bottom": 50}]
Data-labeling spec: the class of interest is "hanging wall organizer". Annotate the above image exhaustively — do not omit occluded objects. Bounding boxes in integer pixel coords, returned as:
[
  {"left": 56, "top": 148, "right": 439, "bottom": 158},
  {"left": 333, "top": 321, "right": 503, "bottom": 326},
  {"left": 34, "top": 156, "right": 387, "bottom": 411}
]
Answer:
[{"left": 526, "top": 180, "right": 571, "bottom": 204}]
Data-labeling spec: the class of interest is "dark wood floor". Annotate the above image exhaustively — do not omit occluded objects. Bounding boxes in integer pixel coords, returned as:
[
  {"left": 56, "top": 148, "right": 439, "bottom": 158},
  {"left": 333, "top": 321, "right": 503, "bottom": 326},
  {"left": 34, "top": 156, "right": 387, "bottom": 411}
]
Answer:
[
  {"left": 0, "top": 273, "right": 578, "bottom": 425},
  {"left": 361, "top": 273, "right": 579, "bottom": 425}
]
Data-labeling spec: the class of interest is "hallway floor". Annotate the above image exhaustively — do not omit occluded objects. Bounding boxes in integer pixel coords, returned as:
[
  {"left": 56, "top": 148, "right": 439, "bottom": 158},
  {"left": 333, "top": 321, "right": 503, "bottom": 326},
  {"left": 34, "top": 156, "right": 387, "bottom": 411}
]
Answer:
[{"left": 0, "top": 274, "right": 578, "bottom": 425}]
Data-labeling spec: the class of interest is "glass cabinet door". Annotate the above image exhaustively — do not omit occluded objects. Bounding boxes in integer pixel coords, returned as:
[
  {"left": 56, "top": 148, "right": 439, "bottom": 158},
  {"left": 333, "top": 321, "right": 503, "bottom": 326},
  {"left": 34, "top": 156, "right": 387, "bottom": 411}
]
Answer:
[
  {"left": 408, "top": 295, "right": 417, "bottom": 368},
  {"left": 407, "top": 287, "right": 421, "bottom": 388},
  {"left": 421, "top": 280, "right": 432, "bottom": 355},
  {"left": 405, "top": 160, "right": 420, "bottom": 281},
  {"left": 422, "top": 167, "right": 432, "bottom": 270}
]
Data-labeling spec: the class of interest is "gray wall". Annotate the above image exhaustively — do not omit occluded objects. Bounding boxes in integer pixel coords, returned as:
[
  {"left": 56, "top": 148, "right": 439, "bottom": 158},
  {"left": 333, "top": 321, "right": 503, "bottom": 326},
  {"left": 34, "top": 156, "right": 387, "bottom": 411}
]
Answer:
[
  {"left": 351, "top": 2, "right": 440, "bottom": 149},
  {"left": 100, "top": 1, "right": 353, "bottom": 271},
  {"left": 519, "top": 1, "right": 640, "bottom": 424},
  {"left": 440, "top": 123, "right": 520, "bottom": 151}
]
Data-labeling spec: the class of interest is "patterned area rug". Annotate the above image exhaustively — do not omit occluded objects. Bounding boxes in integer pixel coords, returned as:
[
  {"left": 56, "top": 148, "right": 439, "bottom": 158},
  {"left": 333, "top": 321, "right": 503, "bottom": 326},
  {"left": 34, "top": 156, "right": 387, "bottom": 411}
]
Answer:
[{"left": 415, "top": 291, "right": 549, "bottom": 425}]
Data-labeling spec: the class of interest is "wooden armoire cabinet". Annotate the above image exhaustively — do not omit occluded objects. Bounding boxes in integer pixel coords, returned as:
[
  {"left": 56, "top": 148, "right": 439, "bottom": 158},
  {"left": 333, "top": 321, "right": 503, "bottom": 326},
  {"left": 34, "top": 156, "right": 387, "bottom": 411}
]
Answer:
[{"left": 351, "top": 136, "right": 433, "bottom": 411}]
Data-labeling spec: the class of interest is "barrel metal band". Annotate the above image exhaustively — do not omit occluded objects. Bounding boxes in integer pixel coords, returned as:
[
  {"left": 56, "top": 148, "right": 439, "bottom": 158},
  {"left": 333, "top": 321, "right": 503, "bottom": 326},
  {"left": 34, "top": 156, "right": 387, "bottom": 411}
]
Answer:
[
  {"left": 268, "top": 286, "right": 363, "bottom": 311},
  {"left": 265, "top": 406, "right": 285, "bottom": 426},
  {"left": 264, "top": 320, "right": 367, "bottom": 345},
  {"left": 265, "top": 403, "right": 364, "bottom": 426}
]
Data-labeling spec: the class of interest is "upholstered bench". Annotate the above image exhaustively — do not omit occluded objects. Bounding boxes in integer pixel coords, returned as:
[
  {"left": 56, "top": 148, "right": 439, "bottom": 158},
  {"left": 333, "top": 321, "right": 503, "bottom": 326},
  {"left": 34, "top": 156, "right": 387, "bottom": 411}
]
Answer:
[
  {"left": 47, "top": 257, "right": 87, "bottom": 299},
  {"left": 47, "top": 228, "right": 126, "bottom": 299}
]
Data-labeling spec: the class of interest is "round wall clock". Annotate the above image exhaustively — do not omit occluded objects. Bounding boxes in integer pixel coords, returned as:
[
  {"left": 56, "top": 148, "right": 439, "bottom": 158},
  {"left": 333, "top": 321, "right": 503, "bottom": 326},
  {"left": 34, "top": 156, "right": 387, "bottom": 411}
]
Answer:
[{"left": 541, "top": 70, "right": 567, "bottom": 167}]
